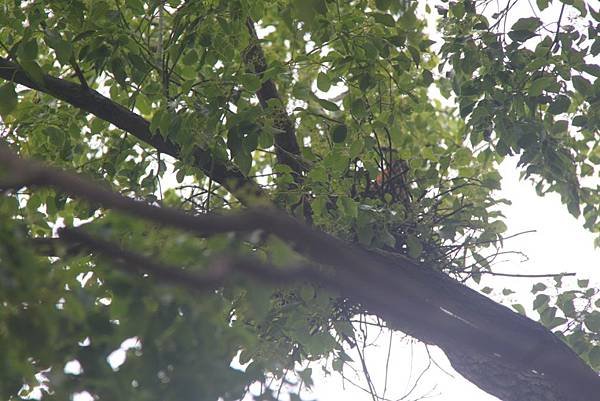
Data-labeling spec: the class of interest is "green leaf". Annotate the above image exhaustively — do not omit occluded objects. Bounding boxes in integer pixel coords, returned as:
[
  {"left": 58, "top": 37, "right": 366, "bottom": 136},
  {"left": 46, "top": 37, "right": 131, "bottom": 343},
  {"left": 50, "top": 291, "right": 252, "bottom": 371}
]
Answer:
[
  {"left": 332, "top": 357, "right": 344, "bottom": 372},
  {"left": 18, "top": 39, "right": 38, "bottom": 61},
  {"left": 399, "top": 9, "right": 417, "bottom": 28},
  {"left": 350, "top": 99, "right": 367, "bottom": 118},
  {"left": 533, "top": 294, "right": 550, "bottom": 310},
  {"left": 0, "top": 83, "right": 18, "bottom": 117},
  {"left": 126, "top": 0, "right": 145, "bottom": 14},
  {"left": 572, "top": 115, "right": 587, "bottom": 127},
  {"left": 306, "top": 332, "right": 336, "bottom": 357},
  {"left": 407, "top": 46, "right": 420, "bottom": 65},
  {"left": 20, "top": 59, "right": 45, "bottom": 86},
  {"left": 528, "top": 76, "right": 556, "bottom": 97},
  {"left": 110, "top": 58, "right": 127, "bottom": 86},
  {"left": 135, "top": 93, "right": 152, "bottom": 115},
  {"left": 357, "top": 219, "right": 375, "bottom": 246},
  {"left": 536, "top": 0, "right": 549, "bottom": 10},
  {"left": 359, "top": 73, "right": 375, "bottom": 91},
  {"left": 89, "top": 117, "right": 108, "bottom": 134},
  {"left": 175, "top": 168, "right": 186, "bottom": 183},
  {"left": 44, "top": 30, "right": 73, "bottom": 65},
  {"left": 589, "top": 346, "right": 600, "bottom": 368},
  {"left": 339, "top": 196, "right": 358, "bottom": 218},
  {"left": 182, "top": 49, "right": 198, "bottom": 65},
  {"left": 331, "top": 124, "right": 348, "bottom": 143},
  {"left": 450, "top": 2, "right": 465, "bottom": 18},
  {"left": 490, "top": 220, "right": 507, "bottom": 234},
  {"left": 297, "top": 367, "right": 314, "bottom": 388},
  {"left": 317, "top": 97, "right": 339, "bottom": 111},
  {"left": 243, "top": 132, "right": 258, "bottom": 152},
  {"left": 550, "top": 120, "right": 568, "bottom": 134},
  {"left": 292, "top": 0, "right": 327, "bottom": 25},
  {"left": 150, "top": 109, "right": 165, "bottom": 134},
  {"left": 43, "top": 126, "right": 65, "bottom": 147},
  {"left": 581, "top": 63, "right": 600, "bottom": 77},
  {"left": 547, "top": 95, "right": 571, "bottom": 114},
  {"left": 508, "top": 30, "right": 538, "bottom": 42},
  {"left": 241, "top": 73, "right": 262, "bottom": 92},
  {"left": 299, "top": 285, "right": 314, "bottom": 302},
  {"left": 572, "top": 76, "right": 592, "bottom": 96},
  {"left": 421, "top": 70, "right": 433, "bottom": 86},
  {"left": 316, "top": 72, "right": 331, "bottom": 92},
  {"left": 571, "top": 0, "right": 587, "bottom": 16},
  {"left": 373, "top": 12, "right": 395, "bottom": 27},
  {"left": 585, "top": 311, "right": 600, "bottom": 332},
  {"left": 375, "top": 0, "right": 392, "bottom": 11},
  {"left": 511, "top": 17, "right": 542, "bottom": 32},
  {"left": 512, "top": 304, "right": 526, "bottom": 315},
  {"left": 406, "top": 235, "right": 423, "bottom": 258},
  {"left": 235, "top": 151, "right": 252, "bottom": 175},
  {"left": 454, "top": 148, "right": 472, "bottom": 166},
  {"left": 547, "top": 316, "right": 567, "bottom": 329}
]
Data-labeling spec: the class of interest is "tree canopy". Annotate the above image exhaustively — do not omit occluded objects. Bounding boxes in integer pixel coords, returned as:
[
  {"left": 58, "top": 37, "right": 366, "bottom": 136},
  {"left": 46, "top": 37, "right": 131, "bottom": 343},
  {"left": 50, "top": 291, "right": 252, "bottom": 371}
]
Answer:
[{"left": 0, "top": 0, "right": 599, "bottom": 400}]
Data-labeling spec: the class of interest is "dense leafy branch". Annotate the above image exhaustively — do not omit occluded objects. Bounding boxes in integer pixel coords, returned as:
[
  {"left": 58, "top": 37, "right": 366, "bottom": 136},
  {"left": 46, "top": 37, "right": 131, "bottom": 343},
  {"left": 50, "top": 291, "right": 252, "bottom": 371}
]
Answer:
[
  {"left": 58, "top": 226, "right": 309, "bottom": 292},
  {"left": 1, "top": 145, "right": 599, "bottom": 401},
  {"left": 0, "top": 57, "right": 261, "bottom": 202}
]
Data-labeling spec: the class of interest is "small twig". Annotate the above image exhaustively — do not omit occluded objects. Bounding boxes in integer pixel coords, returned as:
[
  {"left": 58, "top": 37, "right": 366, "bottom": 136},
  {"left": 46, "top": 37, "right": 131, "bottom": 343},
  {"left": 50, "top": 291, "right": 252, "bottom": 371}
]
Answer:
[
  {"left": 399, "top": 351, "right": 432, "bottom": 400},
  {"left": 70, "top": 57, "right": 88, "bottom": 89},
  {"left": 382, "top": 329, "right": 393, "bottom": 399},
  {"left": 546, "top": 3, "right": 566, "bottom": 57},
  {"left": 424, "top": 345, "right": 455, "bottom": 379},
  {"left": 480, "top": 271, "right": 576, "bottom": 278}
]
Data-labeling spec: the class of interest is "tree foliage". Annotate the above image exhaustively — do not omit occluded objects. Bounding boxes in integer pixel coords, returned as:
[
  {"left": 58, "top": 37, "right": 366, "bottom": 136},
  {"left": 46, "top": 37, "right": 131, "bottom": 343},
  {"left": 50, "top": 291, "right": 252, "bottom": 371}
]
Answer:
[{"left": 0, "top": 0, "right": 599, "bottom": 400}]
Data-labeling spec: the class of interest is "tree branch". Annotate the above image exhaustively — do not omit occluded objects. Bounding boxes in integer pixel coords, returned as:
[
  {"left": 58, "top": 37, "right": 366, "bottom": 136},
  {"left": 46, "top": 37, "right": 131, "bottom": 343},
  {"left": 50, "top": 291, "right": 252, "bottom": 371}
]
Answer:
[
  {"left": 0, "top": 57, "right": 262, "bottom": 203},
  {"left": 1, "top": 146, "right": 599, "bottom": 401},
  {"left": 243, "top": 18, "right": 306, "bottom": 178}
]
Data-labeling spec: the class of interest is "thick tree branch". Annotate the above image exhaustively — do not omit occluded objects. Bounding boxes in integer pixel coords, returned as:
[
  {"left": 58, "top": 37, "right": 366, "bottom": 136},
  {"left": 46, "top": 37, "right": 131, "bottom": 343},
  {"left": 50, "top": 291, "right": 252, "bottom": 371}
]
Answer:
[
  {"left": 1, "top": 147, "right": 599, "bottom": 401},
  {"left": 0, "top": 144, "right": 267, "bottom": 233},
  {"left": 243, "top": 19, "right": 306, "bottom": 178},
  {"left": 0, "top": 57, "right": 262, "bottom": 202}
]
